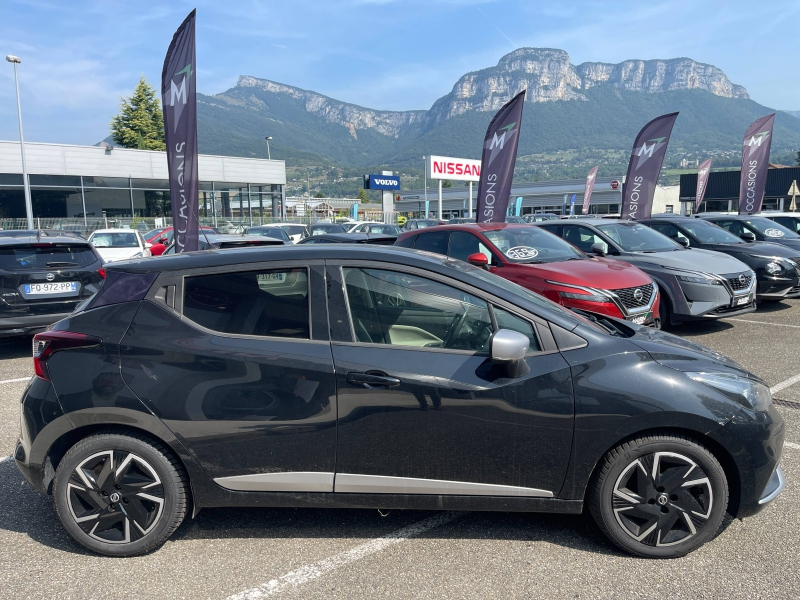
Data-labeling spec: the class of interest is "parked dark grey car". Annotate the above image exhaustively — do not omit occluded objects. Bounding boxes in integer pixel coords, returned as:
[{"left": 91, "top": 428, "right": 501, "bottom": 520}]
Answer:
[
  {"left": 641, "top": 215, "right": 800, "bottom": 300},
  {"left": 15, "top": 245, "right": 785, "bottom": 559},
  {"left": 536, "top": 219, "right": 757, "bottom": 326},
  {"left": 698, "top": 214, "right": 800, "bottom": 252}
]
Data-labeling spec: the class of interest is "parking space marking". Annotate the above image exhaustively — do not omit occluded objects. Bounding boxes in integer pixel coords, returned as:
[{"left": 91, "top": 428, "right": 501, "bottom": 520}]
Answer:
[
  {"left": 0, "top": 377, "right": 30, "bottom": 385},
  {"left": 728, "top": 318, "right": 800, "bottom": 329},
  {"left": 771, "top": 373, "right": 800, "bottom": 394},
  {"left": 227, "top": 511, "right": 467, "bottom": 599},
  {"left": 786, "top": 442, "right": 800, "bottom": 451}
]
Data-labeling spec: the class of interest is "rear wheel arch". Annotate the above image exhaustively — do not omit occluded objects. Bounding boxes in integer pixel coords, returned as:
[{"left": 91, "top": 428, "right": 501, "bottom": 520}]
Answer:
[{"left": 585, "top": 427, "right": 742, "bottom": 518}]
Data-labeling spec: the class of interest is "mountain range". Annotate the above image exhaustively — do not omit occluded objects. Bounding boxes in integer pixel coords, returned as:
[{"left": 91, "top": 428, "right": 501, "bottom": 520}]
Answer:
[{"left": 195, "top": 48, "right": 800, "bottom": 175}]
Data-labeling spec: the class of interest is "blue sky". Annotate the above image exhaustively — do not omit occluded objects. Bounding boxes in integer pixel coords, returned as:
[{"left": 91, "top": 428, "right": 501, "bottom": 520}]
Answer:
[{"left": 1, "top": 0, "right": 799, "bottom": 145}]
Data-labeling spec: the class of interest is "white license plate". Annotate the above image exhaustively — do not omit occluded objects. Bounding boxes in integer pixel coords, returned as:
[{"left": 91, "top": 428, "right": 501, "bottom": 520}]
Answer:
[
  {"left": 627, "top": 313, "right": 650, "bottom": 325},
  {"left": 733, "top": 295, "right": 750, "bottom": 306},
  {"left": 257, "top": 272, "right": 286, "bottom": 284},
  {"left": 24, "top": 282, "right": 78, "bottom": 295}
]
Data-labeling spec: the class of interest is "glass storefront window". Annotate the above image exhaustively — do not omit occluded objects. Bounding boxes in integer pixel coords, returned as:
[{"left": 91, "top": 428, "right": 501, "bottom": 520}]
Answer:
[
  {"left": 214, "top": 183, "right": 249, "bottom": 218},
  {"left": 30, "top": 187, "right": 83, "bottom": 218},
  {"left": 82, "top": 176, "right": 130, "bottom": 188},
  {"left": 132, "top": 190, "right": 170, "bottom": 217},
  {"left": 0, "top": 189, "right": 25, "bottom": 218},
  {"left": 29, "top": 175, "right": 81, "bottom": 187},
  {"left": 0, "top": 174, "right": 23, "bottom": 186},
  {"left": 82, "top": 188, "right": 132, "bottom": 218},
  {"left": 131, "top": 178, "right": 170, "bottom": 190}
]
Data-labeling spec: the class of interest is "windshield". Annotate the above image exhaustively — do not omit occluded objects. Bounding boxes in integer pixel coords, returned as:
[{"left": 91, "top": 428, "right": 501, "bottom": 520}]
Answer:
[
  {"left": 278, "top": 225, "right": 306, "bottom": 236},
  {"left": 681, "top": 220, "right": 744, "bottom": 244},
  {"left": 0, "top": 244, "right": 97, "bottom": 269},
  {"left": 416, "top": 220, "right": 440, "bottom": 228},
  {"left": 482, "top": 226, "right": 584, "bottom": 263},
  {"left": 770, "top": 216, "right": 800, "bottom": 234},
  {"left": 90, "top": 232, "right": 140, "bottom": 248},
  {"left": 597, "top": 222, "right": 680, "bottom": 252},
  {"left": 249, "top": 228, "right": 288, "bottom": 241},
  {"left": 366, "top": 225, "right": 401, "bottom": 235},
  {"left": 744, "top": 218, "right": 800, "bottom": 239},
  {"left": 309, "top": 224, "right": 346, "bottom": 235}
]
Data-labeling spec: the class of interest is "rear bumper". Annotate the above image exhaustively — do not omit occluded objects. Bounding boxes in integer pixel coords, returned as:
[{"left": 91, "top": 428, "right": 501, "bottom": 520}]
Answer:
[{"left": 0, "top": 313, "right": 70, "bottom": 337}]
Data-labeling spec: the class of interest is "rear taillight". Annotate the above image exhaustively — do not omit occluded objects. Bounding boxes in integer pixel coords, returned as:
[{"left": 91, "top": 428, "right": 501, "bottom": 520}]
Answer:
[
  {"left": 98, "top": 268, "right": 106, "bottom": 279},
  {"left": 32, "top": 331, "right": 102, "bottom": 381}
]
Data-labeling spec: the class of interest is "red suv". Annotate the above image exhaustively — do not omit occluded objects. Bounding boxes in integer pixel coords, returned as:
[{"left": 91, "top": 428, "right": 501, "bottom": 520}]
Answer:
[{"left": 396, "top": 223, "right": 660, "bottom": 326}]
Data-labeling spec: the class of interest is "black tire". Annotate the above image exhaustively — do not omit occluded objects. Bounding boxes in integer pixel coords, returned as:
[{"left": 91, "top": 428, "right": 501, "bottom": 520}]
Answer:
[
  {"left": 53, "top": 431, "right": 188, "bottom": 557},
  {"left": 658, "top": 288, "right": 672, "bottom": 330},
  {"left": 589, "top": 433, "right": 728, "bottom": 558}
]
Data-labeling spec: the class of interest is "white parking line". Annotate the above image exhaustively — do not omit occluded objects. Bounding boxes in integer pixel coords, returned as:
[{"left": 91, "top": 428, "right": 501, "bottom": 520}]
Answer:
[
  {"left": 785, "top": 442, "right": 800, "bottom": 451},
  {"left": 0, "top": 377, "right": 30, "bottom": 385},
  {"left": 771, "top": 373, "right": 800, "bottom": 394},
  {"left": 226, "top": 511, "right": 467, "bottom": 599},
  {"left": 728, "top": 318, "right": 800, "bottom": 329}
]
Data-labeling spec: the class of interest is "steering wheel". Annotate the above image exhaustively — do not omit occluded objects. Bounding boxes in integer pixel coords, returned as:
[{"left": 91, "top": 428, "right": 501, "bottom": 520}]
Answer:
[{"left": 441, "top": 311, "right": 468, "bottom": 349}]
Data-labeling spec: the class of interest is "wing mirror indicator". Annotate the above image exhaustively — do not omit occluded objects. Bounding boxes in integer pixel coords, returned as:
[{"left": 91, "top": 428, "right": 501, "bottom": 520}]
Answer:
[
  {"left": 591, "top": 242, "right": 608, "bottom": 256},
  {"left": 467, "top": 253, "right": 490, "bottom": 269}
]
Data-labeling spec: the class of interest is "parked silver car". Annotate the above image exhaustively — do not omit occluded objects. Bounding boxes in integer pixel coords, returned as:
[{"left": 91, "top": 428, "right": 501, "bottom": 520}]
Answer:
[{"left": 536, "top": 219, "right": 757, "bottom": 326}]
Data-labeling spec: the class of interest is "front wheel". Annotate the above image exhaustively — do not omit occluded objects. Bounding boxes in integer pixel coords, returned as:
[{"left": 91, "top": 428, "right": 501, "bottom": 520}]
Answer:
[
  {"left": 589, "top": 433, "right": 728, "bottom": 558},
  {"left": 53, "top": 432, "right": 188, "bottom": 557}
]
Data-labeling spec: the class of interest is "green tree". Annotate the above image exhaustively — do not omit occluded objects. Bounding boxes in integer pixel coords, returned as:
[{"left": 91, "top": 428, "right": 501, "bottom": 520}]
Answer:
[
  {"left": 358, "top": 188, "right": 370, "bottom": 203},
  {"left": 796, "top": 150, "right": 800, "bottom": 166},
  {"left": 442, "top": 179, "right": 453, "bottom": 188},
  {"left": 314, "top": 192, "right": 325, "bottom": 198},
  {"left": 110, "top": 75, "right": 166, "bottom": 150}
]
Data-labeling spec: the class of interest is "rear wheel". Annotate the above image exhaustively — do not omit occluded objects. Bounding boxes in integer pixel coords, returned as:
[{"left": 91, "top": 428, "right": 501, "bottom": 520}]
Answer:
[
  {"left": 589, "top": 433, "right": 728, "bottom": 558},
  {"left": 53, "top": 432, "right": 188, "bottom": 557}
]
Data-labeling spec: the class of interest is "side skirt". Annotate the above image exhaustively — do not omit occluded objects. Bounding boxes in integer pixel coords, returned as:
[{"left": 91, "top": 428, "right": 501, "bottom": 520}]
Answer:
[{"left": 196, "top": 491, "right": 584, "bottom": 514}]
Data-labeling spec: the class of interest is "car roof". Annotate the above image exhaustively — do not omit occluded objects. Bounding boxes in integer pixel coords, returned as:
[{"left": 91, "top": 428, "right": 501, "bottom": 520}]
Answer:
[
  {"left": 760, "top": 212, "right": 800, "bottom": 217},
  {"left": 305, "top": 233, "right": 396, "bottom": 242},
  {"left": 642, "top": 214, "right": 696, "bottom": 221},
  {"left": 89, "top": 228, "right": 141, "bottom": 234},
  {"left": 697, "top": 213, "right": 770, "bottom": 220},
  {"left": 206, "top": 234, "right": 282, "bottom": 243},
  {"left": 0, "top": 235, "right": 91, "bottom": 246}
]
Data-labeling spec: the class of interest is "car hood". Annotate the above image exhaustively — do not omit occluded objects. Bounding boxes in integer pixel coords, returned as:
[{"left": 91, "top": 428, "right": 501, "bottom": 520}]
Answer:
[
  {"left": 627, "top": 248, "right": 749, "bottom": 274},
  {"left": 512, "top": 257, "right": 651, "bottom": 289},
  {"left": 627, "top": 326, "right": 756, "bottom": 379},
  {"left": 713, "top": 240, "right": 800, "bottom": 258},
  {"left": 94, "top": 247, "right": 142, "bottom": 262},
  {"left": 769, "top": 238, "right": 800, "bottom": 251}
]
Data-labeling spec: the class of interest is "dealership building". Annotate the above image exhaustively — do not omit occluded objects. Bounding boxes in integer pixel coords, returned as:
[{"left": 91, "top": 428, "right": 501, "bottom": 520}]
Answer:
[
  {"left": 0, "top": 141, "right": 286, "bottom": 223},
  {"left": 680, "top": 166, "right": 800, "bottom": 213}
]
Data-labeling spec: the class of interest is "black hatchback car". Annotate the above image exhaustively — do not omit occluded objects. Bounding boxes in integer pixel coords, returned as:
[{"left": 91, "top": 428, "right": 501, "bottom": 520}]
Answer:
[
  {"left": 16, "top": 246, "right": 785, "bottom": 558},
  {"left": 640, "top": 216, "right": 800, "bottom": 300},
  {"left": 0, "top": 234, "right": 104, "bottom": 337}
]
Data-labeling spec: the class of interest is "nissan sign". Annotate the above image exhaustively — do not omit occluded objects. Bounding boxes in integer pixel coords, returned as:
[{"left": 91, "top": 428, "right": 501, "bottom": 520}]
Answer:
[
  {"left": 427, "top": 155, "right": 481, "bottom": 182},
  {"left": 364, "top": 174, "right": 401, "bottom": 190}
]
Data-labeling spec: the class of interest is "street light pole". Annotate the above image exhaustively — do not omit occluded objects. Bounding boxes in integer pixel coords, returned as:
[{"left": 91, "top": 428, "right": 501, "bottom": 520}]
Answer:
[
  {"left": 265, "top": 136, "right": 272, "bottom": 160},
  {"left": 423, "top": 156, "right": 427, "bottom": 218},
  {"left": 6, "top": 55, "right": 33, "bottom": 229}
]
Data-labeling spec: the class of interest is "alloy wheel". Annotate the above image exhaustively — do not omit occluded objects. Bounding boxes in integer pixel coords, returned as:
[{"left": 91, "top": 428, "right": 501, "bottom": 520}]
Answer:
[
  {"left": 612, "top": 451, "right": 713, "bottom": 547},
  {"left": 66, "top": 450, "right": 165, "bottom": 544}
]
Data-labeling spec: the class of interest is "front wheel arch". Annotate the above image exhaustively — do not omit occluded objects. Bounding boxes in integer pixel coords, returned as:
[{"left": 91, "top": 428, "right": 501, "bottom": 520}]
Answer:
[{"left": 585, "top": 427, "right": 742, "bottom": 519}]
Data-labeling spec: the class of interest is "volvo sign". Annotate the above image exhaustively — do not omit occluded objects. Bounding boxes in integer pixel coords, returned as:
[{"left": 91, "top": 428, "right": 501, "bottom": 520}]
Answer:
[{"left": 364, "top": 174, "right": 400, "bottom": 190}]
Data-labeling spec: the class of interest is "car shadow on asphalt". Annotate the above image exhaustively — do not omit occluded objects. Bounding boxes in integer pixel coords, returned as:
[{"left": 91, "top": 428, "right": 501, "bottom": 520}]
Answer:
[
  {"left": 0, "top": 336, "right": 33, "bottom": 361},
  {"left": 668, "top": 320, "right": 734, "bottom": 337},
  {"left": 0, "top": 459, "right": 622, "bottom": 557}
]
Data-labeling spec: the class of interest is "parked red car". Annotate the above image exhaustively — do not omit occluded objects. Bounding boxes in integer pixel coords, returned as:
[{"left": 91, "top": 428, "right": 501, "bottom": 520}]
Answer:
[
  {"left": 144, "top": 226, "right": 217, "bottom": 256},
  {"left": 396, "top": 223, "right": 660, "bottom": 326}
]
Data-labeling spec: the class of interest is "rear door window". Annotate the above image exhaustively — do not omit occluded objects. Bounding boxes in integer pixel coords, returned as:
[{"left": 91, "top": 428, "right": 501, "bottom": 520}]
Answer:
[
  {"left": 0, "top": 244, "right": 97, "bottom": 270},
  {"left": 414, "top": 231, "right": 449, "bottom": 255},
  {"left": 183, "top": 268, "right": 310, "bottom": 338}
]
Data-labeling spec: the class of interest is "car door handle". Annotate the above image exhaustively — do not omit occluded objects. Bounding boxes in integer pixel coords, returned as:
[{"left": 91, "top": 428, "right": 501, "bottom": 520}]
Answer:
[{"left": 346, "top": 372, "right": 401, "bottom": 388}]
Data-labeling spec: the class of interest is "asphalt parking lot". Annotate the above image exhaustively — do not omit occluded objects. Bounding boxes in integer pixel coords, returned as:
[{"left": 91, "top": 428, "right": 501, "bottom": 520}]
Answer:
[{"left": 0, "top": 304, "right": 798, "bottom": 599}]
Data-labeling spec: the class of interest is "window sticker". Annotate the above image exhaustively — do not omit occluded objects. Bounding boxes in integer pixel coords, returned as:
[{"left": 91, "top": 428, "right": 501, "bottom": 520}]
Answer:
[
  {"left": 764, "top": 228, "right": 785, "bottom": 238},
  {"left": 505, "top": 246, "right": 539, "bottom": 260}
]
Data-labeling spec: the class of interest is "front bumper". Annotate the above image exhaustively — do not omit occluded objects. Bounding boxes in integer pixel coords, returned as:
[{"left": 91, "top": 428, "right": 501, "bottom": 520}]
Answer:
[
  {"left": 669, "top": 271, "right": 757, "bottom": 320},
  {"left": 759, "top": 466, "right": 786, "bottom": 505}
]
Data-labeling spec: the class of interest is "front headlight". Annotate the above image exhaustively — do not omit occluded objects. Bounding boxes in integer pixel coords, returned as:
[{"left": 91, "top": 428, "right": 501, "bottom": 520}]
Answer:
[
  {"left": 675, "top": 274, "right": 721, "bottom": 285},
  {"left": 685, "top": 372, "right": 772, "bottom": 411},
  {"left": 765, "top": 262, "right": 783, "bottom": 275},
  {"left": 559, "top": 291, "right": 610, "bottom": 303}
]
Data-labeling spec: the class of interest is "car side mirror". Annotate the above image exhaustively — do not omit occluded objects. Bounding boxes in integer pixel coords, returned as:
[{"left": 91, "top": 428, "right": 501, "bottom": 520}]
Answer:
[
  {"left": 676, "top": 237, "right": 689, "bottom": 247},
  {"left": 467, "top": 252, "right": 490, "bottom": 269},
  {"left": 741, "top": 232, "right": 756, "bottom": 242},
  {"left": 591, "top": 242, "right": 608, "bottom": 256},
  {"left": 490, "top": 329, "right": 529, "bottom": 364}
]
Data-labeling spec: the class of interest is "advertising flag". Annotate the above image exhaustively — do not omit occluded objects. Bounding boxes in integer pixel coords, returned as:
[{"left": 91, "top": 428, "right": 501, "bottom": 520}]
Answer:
[
  {"left": 692, "top": 159, "right": 713, "bottom": 214},
  {"left": 569, "top": 194, "right": 576, "bottom": 216},
  {"left": 161, "top": 10, "right": 199, "bottom": 252},
  {"left": 582, "top": 166, "right": 598, "bottom": 215},
  {"left": 621, "top": 112, "right": 679, "bottom": 220},
  {"left": 738, "top": 114, "right": 775, "bottom": 214},
  {"left": 475, "top": 90, "right": 526, "bottom": 223}
]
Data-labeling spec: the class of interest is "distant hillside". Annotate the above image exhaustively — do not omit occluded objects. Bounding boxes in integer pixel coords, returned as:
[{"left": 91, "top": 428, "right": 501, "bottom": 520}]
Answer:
[{"left": 195, "top": 47, "right": 800, "bottom": 178}]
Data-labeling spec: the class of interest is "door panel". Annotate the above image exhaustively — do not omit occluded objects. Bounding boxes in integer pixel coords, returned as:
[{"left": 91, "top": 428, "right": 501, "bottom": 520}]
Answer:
[
  {"left": 332, "top": 344, "right": 574, "bottom": 494},
  {"left": 120, "top": 265, "right": 337, "bottom": 489}
]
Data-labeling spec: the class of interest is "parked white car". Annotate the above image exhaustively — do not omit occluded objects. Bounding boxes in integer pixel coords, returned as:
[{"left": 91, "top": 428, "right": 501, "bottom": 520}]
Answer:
[
  {"left": 346, "top": 221, "right": 385, "bottom": 232},
  {"left": 88, "top": 228, "right": 152, "bottom": 262}
]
